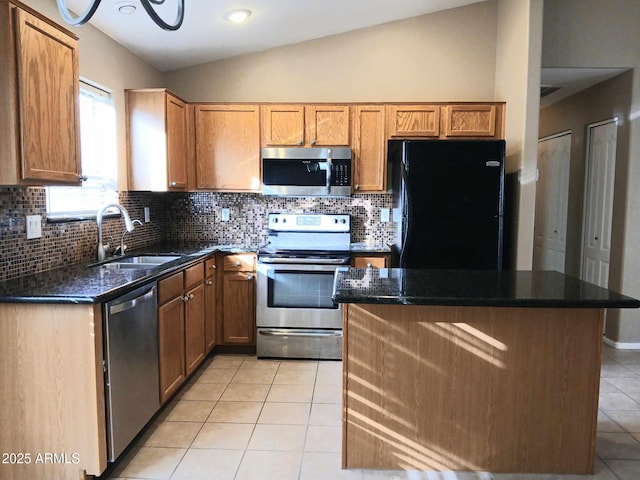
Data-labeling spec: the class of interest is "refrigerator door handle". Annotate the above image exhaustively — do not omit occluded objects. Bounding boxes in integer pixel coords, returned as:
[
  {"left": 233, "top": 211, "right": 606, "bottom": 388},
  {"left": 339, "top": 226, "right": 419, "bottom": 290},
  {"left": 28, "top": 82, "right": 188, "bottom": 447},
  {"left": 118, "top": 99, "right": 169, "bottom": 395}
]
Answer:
[{"left": 400, "top": 154, "right": 411, "bottom": 268}]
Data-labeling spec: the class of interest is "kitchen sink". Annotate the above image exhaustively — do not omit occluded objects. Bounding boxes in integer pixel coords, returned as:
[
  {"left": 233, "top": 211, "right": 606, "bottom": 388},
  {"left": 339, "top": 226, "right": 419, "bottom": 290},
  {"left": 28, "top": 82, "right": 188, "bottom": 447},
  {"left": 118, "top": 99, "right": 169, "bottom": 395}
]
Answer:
[
  {"left": 95, "top": 255, "right": 182, "bottom": 269},
  {"left": 116, "top": 255, "right": 182, "bottom": 264}
]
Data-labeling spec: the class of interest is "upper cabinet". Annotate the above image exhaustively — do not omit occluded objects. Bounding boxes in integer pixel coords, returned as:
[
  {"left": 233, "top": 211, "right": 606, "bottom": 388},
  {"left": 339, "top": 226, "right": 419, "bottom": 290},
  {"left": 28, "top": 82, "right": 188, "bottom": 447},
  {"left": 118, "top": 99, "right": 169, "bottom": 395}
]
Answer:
[
  {"left": 126, "top": 89, "right": 189, "bottom": 191},
  {"left": 387, "top": 103, "right": 505, "bottom": 140},
  {"left": 442, "top": 104, "right": 503, "bottom": 138},
  {"left": 351, "top": 105, "right": 387, "bottom": 193},
  {"left": 0, "top": 1, "right": 82, "bottom": 185},
  {"left": 387, "top": 104, "right": 440, "bottom": 138},
  {"left": 195, "top": 104, "right": 261, "bottom": 192},
  {"left": 261, "top": 104, "right": 350, "bottom": 147}
]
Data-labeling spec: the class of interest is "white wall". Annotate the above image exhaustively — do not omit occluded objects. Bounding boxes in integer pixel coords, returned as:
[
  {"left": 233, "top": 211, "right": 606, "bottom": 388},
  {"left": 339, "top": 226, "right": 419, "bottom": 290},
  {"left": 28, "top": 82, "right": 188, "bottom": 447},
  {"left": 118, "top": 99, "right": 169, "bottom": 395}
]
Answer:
[
  {"left": 494, "top": 0, "right": 543, "bottom": 269},
  {"left": 22, "top": 0, "right": 165, "bottom": 189},
  {"left": 165, "top": 2, "right": 499, "bottom": 102},
  {"left": 542, "top": 0, "right": 640, "bottom": 344}
]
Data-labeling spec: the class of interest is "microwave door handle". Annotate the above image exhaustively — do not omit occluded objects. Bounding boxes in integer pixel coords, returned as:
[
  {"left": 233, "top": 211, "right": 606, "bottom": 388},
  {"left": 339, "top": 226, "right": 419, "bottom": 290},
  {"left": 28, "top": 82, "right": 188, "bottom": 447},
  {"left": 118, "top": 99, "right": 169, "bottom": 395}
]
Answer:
[{"left": 326, "top": 148, "right": 332, "bottom": 194}]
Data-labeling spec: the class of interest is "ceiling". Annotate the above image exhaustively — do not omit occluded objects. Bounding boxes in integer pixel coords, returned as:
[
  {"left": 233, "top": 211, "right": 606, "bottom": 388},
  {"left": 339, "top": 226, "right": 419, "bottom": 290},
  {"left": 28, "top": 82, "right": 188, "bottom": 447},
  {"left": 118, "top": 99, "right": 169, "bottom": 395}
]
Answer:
[
  {"left": 540, "top": 67, "right": 628, "bottom": 109},
  {"left": 62, "top": 0, "right": 486, "bottom": 72}
]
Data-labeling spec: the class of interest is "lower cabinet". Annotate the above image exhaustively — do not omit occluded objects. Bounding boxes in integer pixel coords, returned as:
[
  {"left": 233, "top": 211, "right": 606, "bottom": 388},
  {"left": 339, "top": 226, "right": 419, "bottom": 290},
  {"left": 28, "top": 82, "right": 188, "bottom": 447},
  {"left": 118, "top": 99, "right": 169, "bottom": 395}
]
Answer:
[
  {"left": 218, "top": 253, "right": 256, "bottom": 345},
  {"left": 158, "top": 260, "right": 206, "bottom": 404}
]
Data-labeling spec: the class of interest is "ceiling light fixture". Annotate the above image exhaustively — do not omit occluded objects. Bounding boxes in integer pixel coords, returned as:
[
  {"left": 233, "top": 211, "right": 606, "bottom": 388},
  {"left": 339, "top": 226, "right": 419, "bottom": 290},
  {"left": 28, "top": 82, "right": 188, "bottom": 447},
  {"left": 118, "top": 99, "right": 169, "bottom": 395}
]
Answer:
[
  {"left": 115, "top": 2, "right": 136, "bottom": 15},
  {"left": 56, "top": 0, "right": 184, "bottom": 31},
  {"left": 224, "top": 9, "right": 251, "bottom": 23}
]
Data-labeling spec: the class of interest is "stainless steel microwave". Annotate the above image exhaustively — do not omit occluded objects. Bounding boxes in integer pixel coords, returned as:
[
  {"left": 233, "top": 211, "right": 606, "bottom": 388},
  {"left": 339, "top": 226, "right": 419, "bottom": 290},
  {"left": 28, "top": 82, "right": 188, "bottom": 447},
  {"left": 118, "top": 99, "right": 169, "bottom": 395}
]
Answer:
[{"left": 261, "top": 147, "right": 352, "bottom": 196}]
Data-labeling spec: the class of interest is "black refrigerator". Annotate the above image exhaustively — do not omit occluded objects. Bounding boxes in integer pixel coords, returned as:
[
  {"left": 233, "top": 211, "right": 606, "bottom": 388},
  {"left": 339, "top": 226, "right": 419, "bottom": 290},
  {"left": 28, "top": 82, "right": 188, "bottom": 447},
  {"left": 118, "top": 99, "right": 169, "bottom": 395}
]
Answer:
[{"left": 389, "top": 139, "right": 506, "bottom": 270}]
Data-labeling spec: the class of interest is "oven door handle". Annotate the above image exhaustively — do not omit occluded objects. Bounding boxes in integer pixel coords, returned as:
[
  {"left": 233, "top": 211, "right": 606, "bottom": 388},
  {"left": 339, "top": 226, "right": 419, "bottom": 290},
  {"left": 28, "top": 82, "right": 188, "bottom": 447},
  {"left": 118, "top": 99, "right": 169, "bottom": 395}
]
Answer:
[
  {"left": 258, "top": 257, "right": 348, "bottom": 265},
  {"left": 259, "top": 329, "right": 343, "bottom": 338}
]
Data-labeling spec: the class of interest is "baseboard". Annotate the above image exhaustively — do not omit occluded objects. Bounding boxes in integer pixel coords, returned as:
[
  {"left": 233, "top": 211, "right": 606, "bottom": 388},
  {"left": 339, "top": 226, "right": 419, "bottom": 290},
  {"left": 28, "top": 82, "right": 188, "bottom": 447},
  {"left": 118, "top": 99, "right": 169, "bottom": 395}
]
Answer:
[{"left": 603, "top": 336, "right": 640, "bottom": 350}]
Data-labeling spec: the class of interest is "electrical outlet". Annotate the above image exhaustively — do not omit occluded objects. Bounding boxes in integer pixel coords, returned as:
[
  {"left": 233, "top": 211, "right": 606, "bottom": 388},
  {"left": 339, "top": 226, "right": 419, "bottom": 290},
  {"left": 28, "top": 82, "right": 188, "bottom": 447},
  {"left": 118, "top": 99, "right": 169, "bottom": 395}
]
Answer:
[
  {"left": 26, "top": 215, "right": 42, "bottom": 239},
  {"left": 380, "top": 208, "right": 390, "bottom": 222},
  {"left": 221, "top": 208, "right": 230, "bottom": 221},
  {"left": 144, "top": 207, "right": 150, "bottom": 223}
]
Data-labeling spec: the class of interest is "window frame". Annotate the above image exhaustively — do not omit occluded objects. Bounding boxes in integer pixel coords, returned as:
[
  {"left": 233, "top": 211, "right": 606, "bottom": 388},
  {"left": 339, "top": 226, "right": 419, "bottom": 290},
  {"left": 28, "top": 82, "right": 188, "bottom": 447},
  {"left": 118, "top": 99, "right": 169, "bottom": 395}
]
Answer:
[{"left": 46, "top": 78, "right": 119, "bottom": 222}]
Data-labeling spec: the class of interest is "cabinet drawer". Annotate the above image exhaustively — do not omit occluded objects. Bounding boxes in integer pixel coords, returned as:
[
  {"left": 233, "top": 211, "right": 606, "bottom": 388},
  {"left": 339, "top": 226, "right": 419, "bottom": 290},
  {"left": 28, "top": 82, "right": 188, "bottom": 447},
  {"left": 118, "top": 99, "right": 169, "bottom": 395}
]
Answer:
[
  {"left": 205, "top": 257, "right": 217, "bottom": 277},
  {"left": 223, "top": 254, "right": 256, "bottom": 272},
  {"left": 353, "top": 256, "right": 388, "bottom": 269},
  {"left": 159, "top": 271, "right": 183, "bottom": 305},
  {"left": 184, "top": 262, "right": 205, "bottom": 290}
]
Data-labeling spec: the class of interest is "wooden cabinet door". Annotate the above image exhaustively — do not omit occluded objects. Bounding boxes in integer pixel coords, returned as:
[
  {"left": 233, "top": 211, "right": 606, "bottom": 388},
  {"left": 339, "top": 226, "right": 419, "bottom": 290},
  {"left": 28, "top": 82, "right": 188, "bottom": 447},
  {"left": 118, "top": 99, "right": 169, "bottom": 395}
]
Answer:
[
  {"left": 184, "top": 282, "right": 205, "bottom": 376},
  {"left": 306, "top": 105, "right": 350, "bottom": 146},
  {"left": 351, "top": 105, "right": 386, "bottom": 192},
  {"left": 204, "top": 275, "right": 217, "bottom": 353},
  {"left": 15, "top": 8, "right": 80, "bottom": 183},
  {"left": 387, "top": 105, "right": 440, "bottom": 137},
  {"left": 442, "top": 104, "right": 498, "bottom": 138},
  {"left": 165, "top": 93, "right": 188, "bottom": 189},
  {"left": 196, "top": 104, "right": 261, "bottom": 191},
  {"left": 158, "top": 295, "right": 185, "bottom": 404},
  {"left": 205, "top": 257, "right": 217, "bottom": 353},
  {"left": 222, "top": 272, "right": 255, "bottom": 344},
  {"left": 261, "top": 104, "right": 305, "bottom": 146}
]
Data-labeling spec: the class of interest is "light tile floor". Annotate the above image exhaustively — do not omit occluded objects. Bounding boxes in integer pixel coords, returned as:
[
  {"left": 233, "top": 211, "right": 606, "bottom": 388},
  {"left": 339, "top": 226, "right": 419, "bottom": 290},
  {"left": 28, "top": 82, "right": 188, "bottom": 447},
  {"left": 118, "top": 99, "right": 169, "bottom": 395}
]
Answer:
[{"left": 101, "top": 344, "right": 640, "bottom": 480}]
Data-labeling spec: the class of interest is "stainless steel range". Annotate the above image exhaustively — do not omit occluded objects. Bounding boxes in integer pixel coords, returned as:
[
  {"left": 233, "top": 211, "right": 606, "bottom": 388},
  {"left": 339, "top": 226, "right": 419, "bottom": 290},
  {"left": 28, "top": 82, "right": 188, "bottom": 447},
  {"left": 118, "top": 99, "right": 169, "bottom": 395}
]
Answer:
[{"left": 256, "top": 213, "right": 350, "bottom": 359}]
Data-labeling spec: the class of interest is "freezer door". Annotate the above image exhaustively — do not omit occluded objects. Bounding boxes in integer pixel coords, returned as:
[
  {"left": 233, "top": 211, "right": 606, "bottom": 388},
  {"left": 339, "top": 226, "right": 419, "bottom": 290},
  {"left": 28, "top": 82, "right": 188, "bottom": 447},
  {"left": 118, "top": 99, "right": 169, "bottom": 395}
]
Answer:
[
  {"left": 403, "top": 140, "right": 505, "bottom": 218},
  {"left": 401, "top": 215, "right": 503, "bottom": 270}
]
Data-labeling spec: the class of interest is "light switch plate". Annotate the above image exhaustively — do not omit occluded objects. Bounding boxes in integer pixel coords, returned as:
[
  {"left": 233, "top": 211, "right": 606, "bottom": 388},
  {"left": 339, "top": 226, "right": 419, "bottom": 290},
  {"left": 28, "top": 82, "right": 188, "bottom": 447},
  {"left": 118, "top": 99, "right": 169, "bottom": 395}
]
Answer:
[
  {"left": 144, "top": 207, "right": 150, "bottom": 223},
  {"left": 221, "top": 208, "right": 230, "bottom": 222},
  {"left": 380, "top": 208, "right": 390, "bottom": 222},
  {"left": 26, "top": 215, "right": 42, "bottom": 239}
]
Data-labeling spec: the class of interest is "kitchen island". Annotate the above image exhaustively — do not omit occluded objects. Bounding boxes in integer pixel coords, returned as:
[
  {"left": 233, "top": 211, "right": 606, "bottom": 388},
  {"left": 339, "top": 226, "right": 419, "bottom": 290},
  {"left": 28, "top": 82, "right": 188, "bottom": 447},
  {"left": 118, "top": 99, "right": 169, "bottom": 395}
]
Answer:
[{"left": 333, "top": 268, "right": 640, "bottom": 474}]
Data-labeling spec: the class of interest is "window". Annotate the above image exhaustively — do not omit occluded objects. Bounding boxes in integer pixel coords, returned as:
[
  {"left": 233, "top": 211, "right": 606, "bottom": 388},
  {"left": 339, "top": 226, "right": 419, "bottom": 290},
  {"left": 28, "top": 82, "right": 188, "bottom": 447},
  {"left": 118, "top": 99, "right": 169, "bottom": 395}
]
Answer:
[{"left": 46, "top": 80, "right": 118, "bottom": 219}]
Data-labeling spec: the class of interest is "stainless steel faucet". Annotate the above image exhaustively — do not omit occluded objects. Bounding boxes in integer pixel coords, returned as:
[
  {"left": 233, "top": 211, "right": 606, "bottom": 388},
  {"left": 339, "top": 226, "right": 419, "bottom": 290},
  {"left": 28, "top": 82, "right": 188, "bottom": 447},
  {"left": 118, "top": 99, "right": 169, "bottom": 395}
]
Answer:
[
  {"left": 115, "top": 219, "right": 143, "bottom": 256},
  {"left": 96, "top": 203, "right": 135, "bottom": 261}
]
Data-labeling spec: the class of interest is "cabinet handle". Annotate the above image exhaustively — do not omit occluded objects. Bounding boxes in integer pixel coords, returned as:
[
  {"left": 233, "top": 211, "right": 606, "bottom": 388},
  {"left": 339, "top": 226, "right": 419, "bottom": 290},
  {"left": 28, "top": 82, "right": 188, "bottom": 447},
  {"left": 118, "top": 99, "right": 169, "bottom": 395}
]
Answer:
[
  {"left": 366, "top": 263, "right": 373, "bottom": 268},
  {"left": 182, "top": 295, "right": 189, "bottom": 302},
  {"left": 311, "top": 139, "right": 316, "bottom": 146},
  {"left": 206, "top": 280, "right": 213, "bottom": 286},
  {"left": 235, "top": 260, "right": 241, "bottom": 267},
  {"left": 355, "top": 184, "right": 360, "bottom": 190},
  {"left": 170, "top": 181, "right": 177, "bottom": 187},
  {"left": 210, "top": 264, "right": 217, "bottom": 270},
  {"left": 78, "top": 174, "right": 88, "bottom": 182},
  {"left": 298, "top": 140, "right": 303, "bottom": 146},
  {"left": 246, "top": 274, "right": 253, "bottom": 281}
]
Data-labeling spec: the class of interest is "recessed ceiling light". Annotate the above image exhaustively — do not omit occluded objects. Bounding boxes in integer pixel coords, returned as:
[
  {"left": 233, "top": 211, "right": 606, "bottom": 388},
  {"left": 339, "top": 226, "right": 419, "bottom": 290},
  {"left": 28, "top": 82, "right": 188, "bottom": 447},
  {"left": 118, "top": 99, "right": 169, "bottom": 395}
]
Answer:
[
  {"left": 114, "top": 2, "right": 136, "bottom": 15},
  {"left": 224, "top": 9, "right": 251, "bottom": 23}
]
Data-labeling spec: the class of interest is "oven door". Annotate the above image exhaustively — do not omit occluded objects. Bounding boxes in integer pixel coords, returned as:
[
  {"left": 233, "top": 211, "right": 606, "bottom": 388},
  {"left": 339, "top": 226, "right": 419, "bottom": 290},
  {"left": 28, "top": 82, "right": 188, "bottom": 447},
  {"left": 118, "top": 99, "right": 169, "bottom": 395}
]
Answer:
[{"left": 256, "top": 262, "right": 342, "bottom": 329}]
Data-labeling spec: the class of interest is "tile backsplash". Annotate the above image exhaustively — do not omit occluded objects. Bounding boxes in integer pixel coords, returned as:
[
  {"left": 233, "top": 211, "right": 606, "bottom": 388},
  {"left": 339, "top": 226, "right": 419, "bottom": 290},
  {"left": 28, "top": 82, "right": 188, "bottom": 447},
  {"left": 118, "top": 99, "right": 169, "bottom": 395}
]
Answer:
[
  {"left": 0, "top": 187, "right": 395, "bottom": 282},
  {"left": 0, "top": 188, "right": 168, "bottom": 282},
  {"left": 165, "top": 192, "right": 395, "bottom": 246}
]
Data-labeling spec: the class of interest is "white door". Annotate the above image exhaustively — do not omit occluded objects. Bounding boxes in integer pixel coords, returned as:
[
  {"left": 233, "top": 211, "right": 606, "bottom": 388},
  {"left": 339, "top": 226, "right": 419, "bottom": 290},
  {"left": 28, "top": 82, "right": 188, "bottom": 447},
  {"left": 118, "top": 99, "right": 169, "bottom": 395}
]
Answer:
[
  {"left": 581, "top": 119, "right": 618, "bottom": 288},
  {"left": 533, "top": 132, "right": 571, "bottom": 272}
]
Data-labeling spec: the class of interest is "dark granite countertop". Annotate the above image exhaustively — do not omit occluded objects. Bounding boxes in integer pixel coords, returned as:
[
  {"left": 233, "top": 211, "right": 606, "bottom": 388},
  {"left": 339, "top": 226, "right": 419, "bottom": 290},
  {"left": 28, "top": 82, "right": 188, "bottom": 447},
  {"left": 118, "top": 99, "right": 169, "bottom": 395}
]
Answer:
[
  {"left": 0, "top": 242, "right": 259, "bottom": 305},
  {"left": 332, "top": 268, "right": 640, "bottom": 309}
]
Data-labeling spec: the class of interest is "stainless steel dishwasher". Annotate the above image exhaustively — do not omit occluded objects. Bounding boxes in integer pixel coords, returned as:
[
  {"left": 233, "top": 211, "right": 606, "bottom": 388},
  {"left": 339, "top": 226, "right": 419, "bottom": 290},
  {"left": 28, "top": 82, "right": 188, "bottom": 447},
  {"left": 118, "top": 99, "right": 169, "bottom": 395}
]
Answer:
[{"left": 103, "top": 282, "right": 159, "bottom": 462}]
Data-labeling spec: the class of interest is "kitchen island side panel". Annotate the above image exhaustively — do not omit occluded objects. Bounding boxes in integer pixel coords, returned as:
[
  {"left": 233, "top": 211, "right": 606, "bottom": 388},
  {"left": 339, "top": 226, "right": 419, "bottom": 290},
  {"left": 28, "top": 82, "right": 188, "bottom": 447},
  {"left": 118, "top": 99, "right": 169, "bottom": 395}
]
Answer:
[
  {"left": 0, "top": 303, "right": 107, "bottom": 480},
  {"left": 343, "top": 303, "right": 603, "bottom": 474}
]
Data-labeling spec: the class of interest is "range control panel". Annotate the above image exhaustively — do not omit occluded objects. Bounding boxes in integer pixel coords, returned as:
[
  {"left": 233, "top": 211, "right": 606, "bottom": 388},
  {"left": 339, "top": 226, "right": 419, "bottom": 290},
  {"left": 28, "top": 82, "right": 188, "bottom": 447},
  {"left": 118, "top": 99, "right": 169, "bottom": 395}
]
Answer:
[{"left": 267, "top": 213, "right": 350, "bottom": 232}]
